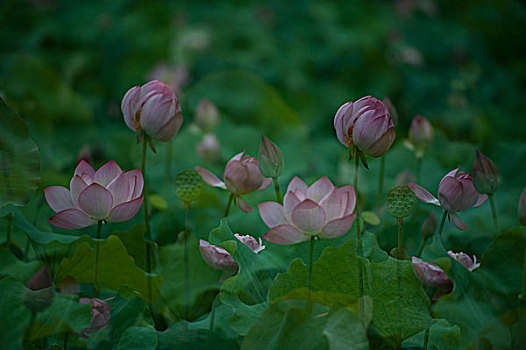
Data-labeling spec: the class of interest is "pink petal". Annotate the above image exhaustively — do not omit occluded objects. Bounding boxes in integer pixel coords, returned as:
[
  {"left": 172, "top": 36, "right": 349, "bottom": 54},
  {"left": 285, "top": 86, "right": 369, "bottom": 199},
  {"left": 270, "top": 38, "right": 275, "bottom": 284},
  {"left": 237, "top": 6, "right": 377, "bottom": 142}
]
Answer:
[
  {"left": 437, "top": 177, "right": 463, "bottom": 212},
  {"left": 70, "top": 175, "right": 88, "bottom": 207},
  {"left": 320, "top": 213, "right": 356, "bottom": 238},
  {"left": 77, "top": 184, "right": 113, "bottom": 220},
  {"left": 319, "top": 185, "right": 356, "bottom": 221},
  {"left": 44, "top": 186, "right": 74, "bottom": 213},
  {"left": 74, "top": 160, "right": 95, "bottom": 179},
  {"left": 195, "top": 167, "right": 226, "bottom": 189},
  {"left": 107, "top": 196, "right": 144, "bottom": 222},
  {"left": 140, "top": 95, "right": 176, "bottom": 134},
  {"left": 93, "top": 161, "right": 123, "bottom": 187},
  {"left": 258, "top": 177, "right": 273, "bottom": 191},
  {"left": 306, "top": 176, "right": 335, "bottom": 203},
  {"left": 125, "top": 169, "right": 144, "bottom": 200},
  {"left": 366, "top": 128, "right": 396, "bottom": 157},
  {"left": 449, "top": 212, "right": 468, "bottom": 230},
  {"left": 408, "top": 183, "right": 440, "bottom": 206},
  {"left": 152, "top": 110, "right": 183, "bottom": 142},
  {"left": 121, "top": 85, "right": 141, "bottom": 131},
  {"left": 106, "top": 172, "right": 130, "bottom": 206},
  {"left": 235, "top": 196, "right": 252, "bottom": 213},
  {"left": 340, "top": 186, "right": 357, "bottom": 216},
  {"left": 230, "top": 151, "right": 245, "bottom": 162},
  {"left": 283, "top": 191, "right": 301, "bottom": 217},
  {"left": 262, "top": 224, "right": 308, "bottom": 245},
  {"left": 473, "top": 194, "right": 488, "bottom": 208},
  {"left": 440, "top": 167, "right": 460, "bottom": 186},
  {"left": 290, "top": 200, "right": 326, "bottom": 235},
  {"left": 48, "top": 209, "right": 97, "bottom": 229},
  {"left": 258, "top": 202, "right": 287, "bottom": 228},
  {"left": 286, "top": 176, "right": 308, "bottom": 194}
]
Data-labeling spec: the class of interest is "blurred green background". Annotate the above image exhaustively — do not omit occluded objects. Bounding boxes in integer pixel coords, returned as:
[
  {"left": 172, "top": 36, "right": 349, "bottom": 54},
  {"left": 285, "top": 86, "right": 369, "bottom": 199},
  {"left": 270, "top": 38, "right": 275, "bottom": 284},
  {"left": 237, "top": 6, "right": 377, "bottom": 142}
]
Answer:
[{"left": 1, "top": 0, "right": 525, "bottom": 254}]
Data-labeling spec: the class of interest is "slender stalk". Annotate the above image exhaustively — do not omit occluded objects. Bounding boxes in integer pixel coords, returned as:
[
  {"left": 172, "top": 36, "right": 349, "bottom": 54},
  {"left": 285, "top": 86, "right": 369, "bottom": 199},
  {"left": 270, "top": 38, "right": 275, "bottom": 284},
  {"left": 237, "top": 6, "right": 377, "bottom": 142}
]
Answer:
[
  {"left": 184, "top": 203, "right": 191, "bottom": 321},
  {"left": 438, "top": 210, "right": 447, "bottom": 248},
  {"left": 489, "top": 194, "right": 499, "bottom": 234},
  {"left": 141, "top": 135, "right": 153, "bottom": 303},
  {"left": 423, "top": 319, "right": 430, "bottom": 350},
  {"left": 354, "top": 155, "right": 361, "bottom": 239},
  {"left": 306, "top": 236, "right": 315, "bottom": 313},
  {"left": 397, "top": 217, "right": 404, "bottom": 259},
  {"left": 376, "top": 155, "right": 385, "bottom": 208},
  {"left": 416, "top": 236, "right": 428, "bottom": 258},
  {"left": 273, "top": 177, "right": 282, "bottom": 203},
  {"left": 353, "top": 153, "right": 365, "bottom": 326},
  {"left": 165, "top": 139, "right": 173, "bottom": 184},
  {"left": 224, "top": 193, "right": 234, "bottom": 217},
  {"left": 94, "top": 220, "right": 102, "bottom": 297}
]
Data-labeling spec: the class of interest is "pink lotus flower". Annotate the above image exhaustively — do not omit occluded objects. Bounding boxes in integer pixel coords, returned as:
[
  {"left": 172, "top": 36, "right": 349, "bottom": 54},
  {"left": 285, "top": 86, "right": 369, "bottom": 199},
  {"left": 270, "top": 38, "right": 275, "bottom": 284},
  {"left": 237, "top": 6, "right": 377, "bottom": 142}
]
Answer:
[
  {"left": 78, "top": 298, "right": 111, "bottom": 337},
  {"left": 411, "top": 257, "right": 453, "bottom": 301},
  {"left": 472, "top": 150, "right": 500, "bottom": 195},
  {"left": 196, "top": 152, "right": 272, "bottom": 213},
  {"left": 45, "top": 160, "right": 144, "bottom": 229},
  {"left": 408, "top": 167, "right": 487, "bottom": 230},
  {"left": 234, "top": 233, "right": 266, "bottom": 253},
  {"left": 448, "top": 251, "right": 480, "bottom": 271},
  {"left": 407, "top": 114, "right": 433, "bottom": 157},
  {"left": 520, "top": 187, "right": 526, "bottom": 226},
  {"left": 259, "top": 176, "right": 356, "bottom": 245},
  {"left": 334, "top": 96, "right": 395, "bottom": 157},
  {"left": 121, "top": 80, "right": 183, "bottom": 142},
  {"left": 258, "top": 134, "right": 284, "bottom": 178}
]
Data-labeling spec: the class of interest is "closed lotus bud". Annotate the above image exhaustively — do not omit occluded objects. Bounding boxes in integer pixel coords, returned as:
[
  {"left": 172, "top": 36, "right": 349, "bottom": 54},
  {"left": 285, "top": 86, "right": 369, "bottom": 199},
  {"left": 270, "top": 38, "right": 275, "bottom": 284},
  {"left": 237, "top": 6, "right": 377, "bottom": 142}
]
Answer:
[
  {"left": 411, "top": 257, "right": 453, "bottom": 301},
  {"left": 334, "top": 96, "right": 395, "bottom": 157},
  {"left": 199, "top": 239, "right": 238, "bottom": 272},
  {"left": 121, "top": 80, "right": 183, "bottom": 142},
  {"left": 197, "top": 133, "right": 221, "bottom": 163},
  {"left": 421, "top": 212, "right": 437, "bottom": 238},
  {"left": 258, "top": 135, "right": 284, "bottom": 178},
  {"left": 408, "top": 114, "right": 434, "bottom": 156},
  {"left": 78, "top": 298, "right": 111, "bottom": 337},
  {"left": 448, "top": 251, "right": 480, "bottom": 271},
  {"left": 472, "top": 150, "right": 500, "bottom": 195},
  {"left": 24, "top": 265, "right": 54, "bottom": 312},
  {"left": 195, "top": 99, "right": 219, "bottom": 132},
  {"left": 519, "top": 187, "right": 526, "bottom": 226}
]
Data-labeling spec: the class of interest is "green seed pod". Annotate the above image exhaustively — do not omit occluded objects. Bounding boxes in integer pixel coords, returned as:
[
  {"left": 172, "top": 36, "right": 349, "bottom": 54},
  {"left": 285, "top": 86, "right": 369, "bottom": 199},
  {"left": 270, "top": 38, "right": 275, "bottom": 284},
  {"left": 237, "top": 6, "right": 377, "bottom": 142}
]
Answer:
[
  {"left": 385, "top": 185, "right": 417, "bottom": 218},
  {"left": 174, "top": 169, "right": 204, "bottom": 203}
]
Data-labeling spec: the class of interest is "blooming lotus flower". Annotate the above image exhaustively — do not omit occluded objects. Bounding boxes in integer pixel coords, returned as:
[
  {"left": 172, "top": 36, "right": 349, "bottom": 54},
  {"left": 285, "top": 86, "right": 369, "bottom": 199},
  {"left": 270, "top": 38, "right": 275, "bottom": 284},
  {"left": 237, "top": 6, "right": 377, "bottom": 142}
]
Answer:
[
  {"left": 196, "top": 151, "right": 272, "bottom": 213},
  {"left": 234, "top": 233, "right": 266, "bottom": 253},
  {"left": 259, "top": 176, "right": 356, "bottom": 245},
  {"left": 78, "top": 298, "right": 111, "bottom": 337},
  {"left": 408, "top": 167, "right": 487, "bottom": 230},
  {"left": 334, "top": 96, "right": 395, "bottom": 157},
  {"left": 258, "top": 135, "right": 284, "bottom": 178},
  {"left": 407, "top": 114, "right": 434, "bottom": 157},
  {"left": 121, "top": 80, "right": 183, "bottom": 142},
  {"left": 45, "top": 160, "right": 144, "bottom": 229},
  {"left": 411, "top": 257, "right": 453, "bottom": 301},
  {"left": 472, "top": 150, "right": 500, "bottom": 195},
  {"left": 447, "top": 251, "right": 480, "bottom": 271},
  {"left": 519, "top": 187, "right": 526, "bottom": 226}
]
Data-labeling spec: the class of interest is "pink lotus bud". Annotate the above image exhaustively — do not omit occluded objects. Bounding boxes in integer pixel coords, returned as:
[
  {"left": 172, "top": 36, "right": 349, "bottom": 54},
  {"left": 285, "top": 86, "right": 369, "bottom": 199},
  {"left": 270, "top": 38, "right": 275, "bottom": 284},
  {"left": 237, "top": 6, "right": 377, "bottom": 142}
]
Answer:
[
  {"left": 334, "top": 96, "right": 395, "bottom": 157},
  {"left": 447, "top": 251, "right": 480, "bottom": 271},
  {"left": 195, "top": 99, "right": 219, "bottom": 132},
  {"left": 197, "top": 133, "right": 221, "bottom": 163},
  {"left": 472, "top": 150, "right": 500, "bottom": 195},
  {"left": 520, "top": 188, "right": 526, "bottom": 226},
  {"left": 259, "top": 176, "right": 356, "bottom": 245},
  {"left": 45, "top": 160, "right": 144, "bottom": 229},
  {"left": 421, "top": 212, "right": 437, "bottom": 238},
  {"left": 409, "top": 167, "right": 488, "bottom": 230},
  {"left": 121, "top": 80, "right": 183, "bottom": 142},
  {"left": 199, "top": 240, "right": 238, "bottom": 271},
  {"left": 411, "top": 257, "right": 453, "bottom": 301},
  {"left": 408, "top": 114, "right": 434, "bottom": 155},
  {"left": 24, "top": 265, "right": 54, "bottom": 312},
  {"left": 234, "top": 233, "right": 266, "bottom": 253},
  {"left": 258, "top": 135, "right": 284, "bottom": 178},
  {"left": 78, "top": 298, "right": 111, "bottom": 337}
]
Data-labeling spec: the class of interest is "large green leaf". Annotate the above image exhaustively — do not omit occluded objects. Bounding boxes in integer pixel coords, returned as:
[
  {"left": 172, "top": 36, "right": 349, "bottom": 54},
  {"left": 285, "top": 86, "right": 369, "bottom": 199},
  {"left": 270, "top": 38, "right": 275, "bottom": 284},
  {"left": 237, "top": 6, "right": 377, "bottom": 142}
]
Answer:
[
  {"left": 118, "top": 325, "right": 158, "bottom": 350},
  {"left": 0, "top": 245, "right": 41, "bottom": 282},
  {"left": 0, "top": 278, "right": 32, "bottom": 349},
  {"left": 0, "top": 99, "right": 40, "bottom": 207},
  {"left": 403, "top": 319, "right": 460, "bottom": 350},
  {"left": 56, "top": 235, "right": 163, "bottom": 303}
]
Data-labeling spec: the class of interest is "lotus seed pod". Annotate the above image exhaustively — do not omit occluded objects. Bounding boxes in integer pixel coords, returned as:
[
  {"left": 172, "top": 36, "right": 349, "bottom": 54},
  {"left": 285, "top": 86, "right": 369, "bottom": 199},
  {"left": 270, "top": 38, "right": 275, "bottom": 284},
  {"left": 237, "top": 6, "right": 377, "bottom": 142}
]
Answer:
[
  {"left": 385, "top": 185, "right": 417, "bottom": 218},
  {"left": 174, "top": 169, "right": 204, "bottom": 203}
]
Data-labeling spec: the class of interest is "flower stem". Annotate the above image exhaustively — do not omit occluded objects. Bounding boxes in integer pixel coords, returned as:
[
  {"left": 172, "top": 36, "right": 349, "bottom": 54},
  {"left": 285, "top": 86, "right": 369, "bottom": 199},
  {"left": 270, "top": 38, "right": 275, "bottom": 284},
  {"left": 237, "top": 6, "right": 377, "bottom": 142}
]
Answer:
[
  {"left": 184, "top": 203, "right": 191, "bottom": 321},
  {"left": 224, "top": 193, "right": 234, "bottom": 217},
  {"left": 353, "top": 152, "right": 366, "bottom": 326},
  {"left": 94, "top": 220, "right": 102, "bottom": 297},
  {"left": 489, "top": 194, "right": 500, "bottom": 234},
  {"left": 165, "top": 138, "right": 173, "bottom": 184},
  {"left": 141, "top": 135, "right": 153, "bottom": 303},
  {"left": 438, "top": 210, "right": 447, "bottom": 248},
  {"left": 354, "top": 155, "right": 361, "bottom": 240},
  {"left": 306, "top": 236, "right": 315, "bottom": 314},
  {"left": 397, "top": 217, "right": 404, "bottom": 259},
  {"left": 273, "top": 177, "right": 282, "bottom": 203},
  {"left": 376, "top": 155, "right": 385, "bottom": 208},
  {"left": 416, "top": 236, "right": 428, "bottom": 258}
]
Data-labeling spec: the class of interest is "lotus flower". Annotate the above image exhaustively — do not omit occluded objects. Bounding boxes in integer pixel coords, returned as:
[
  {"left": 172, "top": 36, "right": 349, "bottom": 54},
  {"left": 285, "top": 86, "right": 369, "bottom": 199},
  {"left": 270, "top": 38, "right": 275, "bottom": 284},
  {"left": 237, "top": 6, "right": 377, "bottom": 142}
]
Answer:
[
  {"left": 406, "top": 114, "right": 434, "bottom": 157},
  {"left": 45, "top": 160, "right": 144, "bottom": 229},
  {"left": 196, "top": 151, "right": 272, "bottom": 213},
  {"left": 448, "top": 251, "right": 480, "bottom": 271},
  {"left": 472, "top": 150, "right": 500, "bottom": 195},
  {"left": 334, "top": 96, "right": 395, "bottom": 157},
  {"left": 121, "top": 80, "right": 183, "bottom": 142},
  {"left": 259, "top": 176, "right": 356, "bottom": 245},
  {"left": 78, "top": 298, "right": 111, "bottom": 337},
  {"left": 258, "top": 135, "right": 284, "bottom": 178},
  {"left": 408, "top": 167, "right": 487, "bottom": 230},
  {"left": 411, "top": 257, "right": 453, "bottom": 301}
]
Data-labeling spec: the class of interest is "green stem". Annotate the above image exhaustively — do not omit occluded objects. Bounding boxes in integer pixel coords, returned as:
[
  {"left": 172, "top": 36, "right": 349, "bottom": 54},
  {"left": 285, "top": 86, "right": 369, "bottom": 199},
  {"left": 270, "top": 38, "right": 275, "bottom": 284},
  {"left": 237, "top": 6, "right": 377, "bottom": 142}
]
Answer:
[
  {"left": 306, "top": 236, "right": 315, "bottom": 313},
  {"left": 416, "top": 236, "right": 428, "bottom": 258},
  {"left": 224, "top": 193, "right": 234, "bottom": 217},
  {"left": 438, "top": 210, "right": 447, "bottom": 248},
  {"left": 397, "top": 217, "right": 404, "bottom": 259},
  {"left": 353, "top": 153, "right": 365, "bottom": 326},
  {"left": 423, "top": 320, "right": 430, "bottom": 350},
  {"left": 141, "top": 135, "right": 153, "bottom": 304},
  {"left": 184, "top": 204, "right": 191, "bottom": 321},
  {"left": 94, "top": 220, "right": 102, "bottom": 297},
  {"left": 354, "top": 155, "right": 361, "bottom": 240},
  {"left": 273, "top": 177, "right": 282, "bottom": 203},
  {"left": 376, "top": 155, "right": 385, "bottom": 208},
  {"left": 489, "top": 194, "right": 499, "bottom": 234},
  {"left": 416, "top": 156, "right": 423, "bottom": 183},
  {"left": 209, "top": 297, "right": 217, "bottom": 331},
  {"left": 165, "top": 138, "right": 173, "bottom": 184}
]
